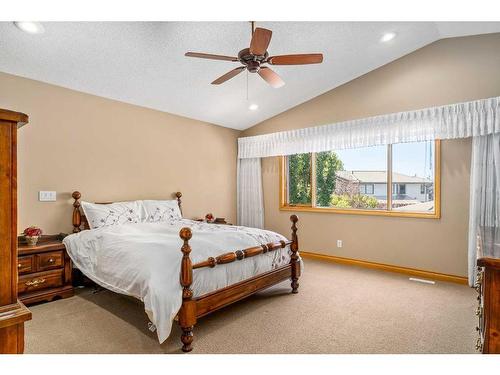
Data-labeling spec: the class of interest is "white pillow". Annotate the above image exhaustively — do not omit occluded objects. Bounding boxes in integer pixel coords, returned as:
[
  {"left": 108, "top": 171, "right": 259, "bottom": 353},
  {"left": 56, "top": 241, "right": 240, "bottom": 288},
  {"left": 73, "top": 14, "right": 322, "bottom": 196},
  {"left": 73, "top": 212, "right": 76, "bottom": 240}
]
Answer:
[
  {"left": 142, "top": 200, "right": 182, "bottom": 223},
  {"left": 81, "top": 201, "right": 142, "bottom": 229}
]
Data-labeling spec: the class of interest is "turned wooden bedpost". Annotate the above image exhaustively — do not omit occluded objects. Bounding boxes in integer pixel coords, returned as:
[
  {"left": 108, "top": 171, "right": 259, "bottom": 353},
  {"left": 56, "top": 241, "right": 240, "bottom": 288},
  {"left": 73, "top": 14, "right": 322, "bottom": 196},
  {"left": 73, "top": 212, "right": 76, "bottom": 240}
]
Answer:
[
  {"left": 179, "top": 227, "right": 196, "bottom": 352},
  {"left": 290, "top": 215, "right": 300, "bottom": 294},
  {"left": 72, "top": 191, "right": 82, "bottom": 233},
  {"left": 175, "top": 192, "right": 182, "bottom": 215}
]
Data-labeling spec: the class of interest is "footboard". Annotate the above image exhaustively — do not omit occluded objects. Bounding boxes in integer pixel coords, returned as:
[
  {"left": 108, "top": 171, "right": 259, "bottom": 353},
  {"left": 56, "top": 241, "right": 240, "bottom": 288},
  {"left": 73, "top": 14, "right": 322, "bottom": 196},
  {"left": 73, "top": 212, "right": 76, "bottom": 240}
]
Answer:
[{"left": 178, "top": 215, "right": 300, "bottom": 352}]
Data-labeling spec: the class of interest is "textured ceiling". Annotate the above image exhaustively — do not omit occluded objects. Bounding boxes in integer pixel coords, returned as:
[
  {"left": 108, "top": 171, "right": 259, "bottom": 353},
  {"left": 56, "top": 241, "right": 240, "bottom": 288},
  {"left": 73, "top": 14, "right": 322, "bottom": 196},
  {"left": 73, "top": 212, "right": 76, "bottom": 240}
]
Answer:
[{"left": 1, "top": 22, "right": 499, "bottom": 130}]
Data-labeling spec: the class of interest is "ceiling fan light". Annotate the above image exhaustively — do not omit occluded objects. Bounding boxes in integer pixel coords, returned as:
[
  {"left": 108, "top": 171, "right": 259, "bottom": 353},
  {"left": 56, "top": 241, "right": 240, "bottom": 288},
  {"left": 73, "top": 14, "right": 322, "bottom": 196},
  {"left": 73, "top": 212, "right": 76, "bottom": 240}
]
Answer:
[{"left": 13, "top": 21, "right": 45, "bottom": 34}]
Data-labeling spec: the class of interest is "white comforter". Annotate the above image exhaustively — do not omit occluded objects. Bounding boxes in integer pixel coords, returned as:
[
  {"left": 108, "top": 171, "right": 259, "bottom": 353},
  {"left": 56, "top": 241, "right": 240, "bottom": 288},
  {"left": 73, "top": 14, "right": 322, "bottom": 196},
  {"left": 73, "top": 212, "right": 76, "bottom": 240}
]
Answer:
[{"left": 63, "top": 219, "right": 295, "bottom": 343}]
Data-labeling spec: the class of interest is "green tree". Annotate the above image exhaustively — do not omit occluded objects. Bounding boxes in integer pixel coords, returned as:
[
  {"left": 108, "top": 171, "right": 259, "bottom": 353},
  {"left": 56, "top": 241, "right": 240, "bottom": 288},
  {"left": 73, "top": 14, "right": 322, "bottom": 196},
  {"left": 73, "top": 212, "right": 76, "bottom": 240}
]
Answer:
[
  {"left": 288, "top": 153, "right": 311, "bottom": 204},
  {"left": 315, "top": 151, "right": 344, "bottom": 207}
]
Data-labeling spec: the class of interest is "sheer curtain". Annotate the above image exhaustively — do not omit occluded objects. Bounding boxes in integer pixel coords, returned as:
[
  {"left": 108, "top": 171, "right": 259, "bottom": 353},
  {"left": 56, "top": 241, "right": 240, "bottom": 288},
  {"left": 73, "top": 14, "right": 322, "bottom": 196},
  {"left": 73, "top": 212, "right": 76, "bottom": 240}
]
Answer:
[
  {"left": 237, "top": 158, "right": 264, "bottom": 228},
  {"left": 237, "top": 96, "right": 500, "bottom": 275},
  {"left": 468, "top": 133, "right": 500, "bottom": 285}
]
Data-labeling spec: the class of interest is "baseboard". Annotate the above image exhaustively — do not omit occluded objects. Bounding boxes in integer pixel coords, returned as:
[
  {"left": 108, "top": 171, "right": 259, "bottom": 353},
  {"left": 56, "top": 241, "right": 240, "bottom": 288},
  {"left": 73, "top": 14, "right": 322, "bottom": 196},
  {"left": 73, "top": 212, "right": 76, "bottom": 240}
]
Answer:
[{"left": 300, "top": 251, "right": 468, "bottom": 285}]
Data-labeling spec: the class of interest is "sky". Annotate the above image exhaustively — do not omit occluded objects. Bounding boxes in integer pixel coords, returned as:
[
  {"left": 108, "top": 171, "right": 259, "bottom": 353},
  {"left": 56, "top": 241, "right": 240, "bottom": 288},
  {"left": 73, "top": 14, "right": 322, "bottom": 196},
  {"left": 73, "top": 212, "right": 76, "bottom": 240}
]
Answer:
[{"left": 334, "top": 141, "right": 434, "bottom": 179}]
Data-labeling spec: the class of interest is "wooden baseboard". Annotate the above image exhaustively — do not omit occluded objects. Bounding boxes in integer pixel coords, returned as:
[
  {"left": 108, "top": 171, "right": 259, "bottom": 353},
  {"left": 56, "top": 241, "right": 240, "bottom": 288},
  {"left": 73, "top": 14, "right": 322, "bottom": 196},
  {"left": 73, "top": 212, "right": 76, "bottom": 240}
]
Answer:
[{"left": 300, "top": 251, "right": 468, "bottom": 285}]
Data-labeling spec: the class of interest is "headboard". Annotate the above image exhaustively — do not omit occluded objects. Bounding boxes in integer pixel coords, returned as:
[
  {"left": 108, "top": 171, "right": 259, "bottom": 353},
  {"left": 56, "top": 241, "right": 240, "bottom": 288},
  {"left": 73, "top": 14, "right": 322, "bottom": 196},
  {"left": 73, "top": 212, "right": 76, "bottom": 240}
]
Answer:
[{"left": 71, "top": 191, "right": 183, "bottom": 233}]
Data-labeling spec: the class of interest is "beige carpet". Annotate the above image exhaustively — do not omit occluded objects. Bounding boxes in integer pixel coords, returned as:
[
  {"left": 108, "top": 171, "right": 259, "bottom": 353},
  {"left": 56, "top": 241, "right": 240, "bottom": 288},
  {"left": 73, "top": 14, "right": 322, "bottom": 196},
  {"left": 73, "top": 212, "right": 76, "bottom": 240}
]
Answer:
[{"left": 25, "top": 259, "right": 477, "bottom": 354}]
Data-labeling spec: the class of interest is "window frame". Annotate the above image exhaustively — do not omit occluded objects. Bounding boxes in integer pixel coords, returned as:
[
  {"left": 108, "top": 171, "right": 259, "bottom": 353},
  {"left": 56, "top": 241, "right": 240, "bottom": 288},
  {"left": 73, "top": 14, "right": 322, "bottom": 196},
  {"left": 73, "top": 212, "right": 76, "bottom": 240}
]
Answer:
[{"left": 279, "top": 140, "right": 441, "bottom": 219}]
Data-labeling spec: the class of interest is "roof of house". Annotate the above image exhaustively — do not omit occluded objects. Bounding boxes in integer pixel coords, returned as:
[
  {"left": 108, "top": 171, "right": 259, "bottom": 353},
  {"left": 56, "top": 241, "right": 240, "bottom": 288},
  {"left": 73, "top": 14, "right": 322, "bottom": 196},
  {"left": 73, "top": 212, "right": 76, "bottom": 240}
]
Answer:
[
  {"left": 336, "top": 170, "right": 431, "bottom": 184},
  {"left": 392, "top": 201, "right": 435, "bottom": 212}
]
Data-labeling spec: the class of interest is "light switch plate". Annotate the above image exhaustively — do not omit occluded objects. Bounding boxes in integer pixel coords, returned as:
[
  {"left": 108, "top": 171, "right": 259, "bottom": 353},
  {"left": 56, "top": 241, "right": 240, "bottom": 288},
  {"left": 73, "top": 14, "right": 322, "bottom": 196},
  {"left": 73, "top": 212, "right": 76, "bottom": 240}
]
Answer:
[{"left": 39, "top": 191, "right": 56, "bottom": 202}]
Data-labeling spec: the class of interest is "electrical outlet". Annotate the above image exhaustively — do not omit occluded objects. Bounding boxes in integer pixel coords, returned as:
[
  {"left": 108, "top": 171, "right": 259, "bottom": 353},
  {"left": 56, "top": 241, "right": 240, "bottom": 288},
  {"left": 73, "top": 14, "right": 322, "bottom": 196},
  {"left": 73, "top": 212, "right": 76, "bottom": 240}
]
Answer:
[
  {"left": 39, "top": 191, "right": 56, "bottom": 202},
  {"left": 337, "top": 240, "right": 343, "bottom": 248}
]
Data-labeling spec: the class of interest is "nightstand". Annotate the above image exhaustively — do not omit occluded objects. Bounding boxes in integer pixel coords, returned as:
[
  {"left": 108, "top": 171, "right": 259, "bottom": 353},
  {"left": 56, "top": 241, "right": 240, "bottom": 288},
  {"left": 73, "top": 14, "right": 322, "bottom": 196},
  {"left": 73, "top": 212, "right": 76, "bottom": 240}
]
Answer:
[
  {"left": 17, "top": 234, "right": 74, "bottom": 305},
  {"left": 194, "top": 218, "right": 233, "bottom": 225}
]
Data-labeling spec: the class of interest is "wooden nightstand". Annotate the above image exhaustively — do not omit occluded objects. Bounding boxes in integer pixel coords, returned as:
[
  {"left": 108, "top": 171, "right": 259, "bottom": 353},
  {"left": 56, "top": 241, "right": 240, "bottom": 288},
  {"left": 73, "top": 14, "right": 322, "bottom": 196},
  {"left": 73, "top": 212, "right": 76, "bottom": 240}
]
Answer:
[
  {"left": 194, "top": 218, "right": 233, "bottom": 225},
  {"left": 17, "top": 234, "right": 74, "bottom": 305}
]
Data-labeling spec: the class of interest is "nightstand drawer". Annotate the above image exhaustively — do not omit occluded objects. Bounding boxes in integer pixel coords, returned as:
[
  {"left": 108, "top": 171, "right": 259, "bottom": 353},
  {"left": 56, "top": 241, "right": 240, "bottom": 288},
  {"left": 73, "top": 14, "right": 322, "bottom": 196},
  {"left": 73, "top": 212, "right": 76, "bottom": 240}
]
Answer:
[
  {"left": 37, "top": 251, "right": 63, "bottom": 271},
  {"left": 18, "top": 270, "right": 63, "bottom": 294},
  {"left": 17, "top": 234, "right": 74, "bottom": 305},
  {"left": 17, "top": 255, "right": 34, "bottom": 275}
]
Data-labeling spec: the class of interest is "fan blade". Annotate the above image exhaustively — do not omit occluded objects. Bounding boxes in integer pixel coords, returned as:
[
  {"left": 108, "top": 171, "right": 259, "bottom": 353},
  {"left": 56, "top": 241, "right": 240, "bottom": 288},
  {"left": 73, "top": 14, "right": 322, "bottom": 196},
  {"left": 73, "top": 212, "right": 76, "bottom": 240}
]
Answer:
[
  {"left": 258, "top": 67, "right": 285, "bottom": 88},
  {"left": 267, "top": 54, "right": 323, "bottom": 65},
  {"left": 249, "top": 28, "right": 272, "bottom": 56},
  {"left": 211, "top": 67, "right": 246, "bottom": 85},
  {"left": 185, "top": 52, "right": 238, "bottom": 62}
]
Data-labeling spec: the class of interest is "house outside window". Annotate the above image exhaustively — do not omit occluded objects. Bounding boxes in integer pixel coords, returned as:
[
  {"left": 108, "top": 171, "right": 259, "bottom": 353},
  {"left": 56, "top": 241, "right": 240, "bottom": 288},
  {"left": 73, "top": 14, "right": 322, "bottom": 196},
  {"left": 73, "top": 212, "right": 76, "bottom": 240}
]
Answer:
[{"left": 281, "top": 140, "right": 440, "bottom": 218}]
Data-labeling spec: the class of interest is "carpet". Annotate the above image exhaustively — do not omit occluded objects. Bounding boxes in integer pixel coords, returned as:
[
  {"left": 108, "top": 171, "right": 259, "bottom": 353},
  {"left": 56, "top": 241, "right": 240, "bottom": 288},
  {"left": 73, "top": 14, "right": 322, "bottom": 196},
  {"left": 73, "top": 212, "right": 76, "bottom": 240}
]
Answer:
[{"left": 24, "top": 259, "right": 477, "bottom": 354}]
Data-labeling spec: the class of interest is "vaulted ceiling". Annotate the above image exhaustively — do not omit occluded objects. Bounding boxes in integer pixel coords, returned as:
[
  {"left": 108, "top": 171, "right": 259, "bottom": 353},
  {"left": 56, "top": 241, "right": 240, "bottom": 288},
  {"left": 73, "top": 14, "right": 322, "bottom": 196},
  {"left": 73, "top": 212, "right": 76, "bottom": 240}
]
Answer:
[{"left": 1, "top": 22, "right": 499, "bottom": 130}]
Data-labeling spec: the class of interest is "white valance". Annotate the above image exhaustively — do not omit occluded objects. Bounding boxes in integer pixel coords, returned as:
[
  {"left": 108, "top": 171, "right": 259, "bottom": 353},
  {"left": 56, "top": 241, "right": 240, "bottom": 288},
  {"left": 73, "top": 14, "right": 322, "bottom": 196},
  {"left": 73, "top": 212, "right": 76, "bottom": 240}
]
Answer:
[{"left": 238, "top": 96, "right": 500, "bottom": 159}]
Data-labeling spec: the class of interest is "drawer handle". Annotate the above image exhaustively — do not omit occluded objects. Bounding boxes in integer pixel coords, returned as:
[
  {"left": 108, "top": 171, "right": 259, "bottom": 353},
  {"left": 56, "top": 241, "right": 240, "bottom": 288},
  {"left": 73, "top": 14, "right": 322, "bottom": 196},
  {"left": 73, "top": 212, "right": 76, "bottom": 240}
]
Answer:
[
  {"left": 48, "top": 258, "right": 55, "bottom": 264},
  {"left": 18, "top": 263, "right": 22, "bottom": 269},
  {"left": 25, "top": 278, "right": 46, "bottom": 287}
]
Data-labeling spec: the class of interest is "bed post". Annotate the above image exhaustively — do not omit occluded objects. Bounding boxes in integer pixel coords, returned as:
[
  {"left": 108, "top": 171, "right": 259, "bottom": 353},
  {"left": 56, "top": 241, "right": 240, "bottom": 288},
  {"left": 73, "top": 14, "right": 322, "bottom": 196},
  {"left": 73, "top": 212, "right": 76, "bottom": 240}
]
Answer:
[
  {"left": 290, "top": 215, "right": 300, "bottom": 294},
  {"left": 175, "top": 192, "right": 182, "bottom": 215},
  {"left": 179, "top": 227, "right": 196, "bottom": 352},
  {"left": 72, "top": 191, "right": 82, "bottom": 233}
]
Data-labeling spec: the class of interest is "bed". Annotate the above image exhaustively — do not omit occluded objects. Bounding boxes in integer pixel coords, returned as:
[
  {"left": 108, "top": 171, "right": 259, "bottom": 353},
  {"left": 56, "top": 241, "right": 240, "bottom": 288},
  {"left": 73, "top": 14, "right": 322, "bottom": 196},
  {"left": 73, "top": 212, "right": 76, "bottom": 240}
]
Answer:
[{"left": 64, "top": 191, "right": 300, "bottom": 352}]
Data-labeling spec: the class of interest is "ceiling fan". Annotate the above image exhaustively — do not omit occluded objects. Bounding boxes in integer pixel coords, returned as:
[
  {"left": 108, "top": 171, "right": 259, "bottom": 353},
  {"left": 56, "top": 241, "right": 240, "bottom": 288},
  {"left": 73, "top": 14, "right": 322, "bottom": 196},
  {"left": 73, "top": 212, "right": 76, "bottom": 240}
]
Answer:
[{"left": 185, "top": 22, "right": 323, "bottom": 88}]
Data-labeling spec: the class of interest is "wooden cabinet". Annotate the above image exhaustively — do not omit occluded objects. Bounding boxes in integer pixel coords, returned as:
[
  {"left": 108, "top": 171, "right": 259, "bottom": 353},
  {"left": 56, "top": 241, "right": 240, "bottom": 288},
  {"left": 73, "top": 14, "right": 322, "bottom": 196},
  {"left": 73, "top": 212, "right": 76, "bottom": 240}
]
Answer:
[
  {"left": 475, "top": 227, "right": 500, "bottom": 354},
  {"left": 0, "top": 109, "right": 32, "bottom": 354},
  {"left": 17, "top": 236, "right": 74, "bottom": 304}
]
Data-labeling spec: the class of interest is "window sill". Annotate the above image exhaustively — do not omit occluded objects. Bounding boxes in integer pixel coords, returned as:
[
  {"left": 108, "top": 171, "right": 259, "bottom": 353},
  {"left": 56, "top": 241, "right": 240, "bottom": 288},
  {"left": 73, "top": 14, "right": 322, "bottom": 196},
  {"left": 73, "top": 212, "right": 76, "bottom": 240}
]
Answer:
[{"left": 279, "top": 204, "right": 441, "bottom": 219}]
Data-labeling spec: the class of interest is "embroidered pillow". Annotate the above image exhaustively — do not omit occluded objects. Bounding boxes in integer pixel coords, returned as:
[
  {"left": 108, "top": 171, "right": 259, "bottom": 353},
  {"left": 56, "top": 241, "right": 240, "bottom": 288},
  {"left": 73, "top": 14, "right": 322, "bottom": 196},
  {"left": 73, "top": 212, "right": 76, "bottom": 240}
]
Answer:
[
  {"left": 81, "top": 201, "right": 141, "bottom": 229},
  {"left": 142, "top": 200, "right": 182, "bottom": 223}
]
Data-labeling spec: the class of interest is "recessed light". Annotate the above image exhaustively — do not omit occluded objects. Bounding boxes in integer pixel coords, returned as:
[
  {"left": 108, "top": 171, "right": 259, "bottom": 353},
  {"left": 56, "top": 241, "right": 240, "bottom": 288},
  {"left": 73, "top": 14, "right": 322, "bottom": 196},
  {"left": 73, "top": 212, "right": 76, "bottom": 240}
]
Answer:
[
  {"left": 13, "top": 22, "right": 45, "bottom": 35},
  {"left": 381, "top": 32, "right": 396, "bottom": 43},
  {"left": 249, "top": 104, "right": 259, "bottom": 111}
]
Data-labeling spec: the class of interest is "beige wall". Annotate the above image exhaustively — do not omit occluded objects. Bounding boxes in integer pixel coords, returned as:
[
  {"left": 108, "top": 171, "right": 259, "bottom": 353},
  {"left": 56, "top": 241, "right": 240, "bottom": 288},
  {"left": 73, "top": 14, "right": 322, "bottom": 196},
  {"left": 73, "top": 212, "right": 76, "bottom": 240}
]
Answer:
[
  {"left": 0, "top": 72, "right": 239, "bottom": 234},
  {"left": 243, "top": 33, "right": 500, "bottom": 277}
]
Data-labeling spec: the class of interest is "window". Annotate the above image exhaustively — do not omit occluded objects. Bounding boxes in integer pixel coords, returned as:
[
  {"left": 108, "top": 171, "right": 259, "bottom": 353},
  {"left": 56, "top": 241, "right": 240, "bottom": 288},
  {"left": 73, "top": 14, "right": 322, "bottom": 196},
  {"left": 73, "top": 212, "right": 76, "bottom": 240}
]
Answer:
[
  {"left": 280, "top": 140, "right": 440, "bottom": 218},
  {"left": 392, "top": 141, "right": 436, "bottom": 213},
  {"left": 393, "top": 184, "right": 406, "bottom": 195}
]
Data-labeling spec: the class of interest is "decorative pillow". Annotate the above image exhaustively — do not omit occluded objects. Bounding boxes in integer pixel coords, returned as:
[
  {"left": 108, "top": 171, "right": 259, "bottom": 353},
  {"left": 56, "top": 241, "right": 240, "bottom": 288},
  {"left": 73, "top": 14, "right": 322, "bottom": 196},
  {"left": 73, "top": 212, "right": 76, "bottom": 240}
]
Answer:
[
  {"left": 141, "top": 200, "right": 182, "bottom": 223},
  {"left": 81, "top": 201, "right": 141, "bottom": 229}
]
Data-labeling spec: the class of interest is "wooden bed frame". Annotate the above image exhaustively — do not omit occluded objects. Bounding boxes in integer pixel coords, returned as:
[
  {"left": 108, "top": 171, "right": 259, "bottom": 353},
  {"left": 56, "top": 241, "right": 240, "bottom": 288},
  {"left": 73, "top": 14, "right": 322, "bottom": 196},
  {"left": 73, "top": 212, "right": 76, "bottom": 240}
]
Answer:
[{"left": 70, "top": 191, "right": 300, "bottom": 352}]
